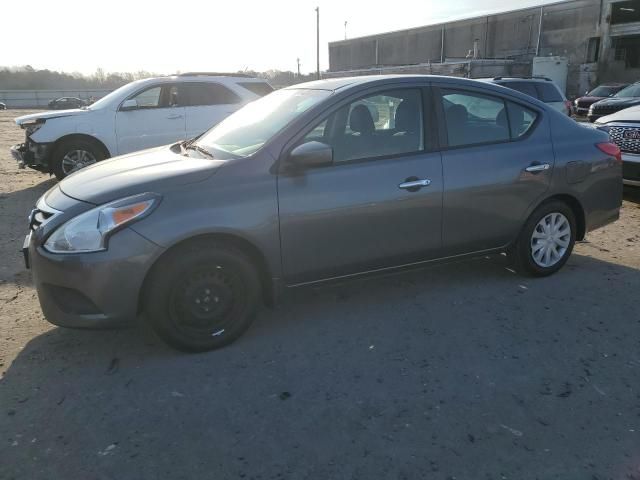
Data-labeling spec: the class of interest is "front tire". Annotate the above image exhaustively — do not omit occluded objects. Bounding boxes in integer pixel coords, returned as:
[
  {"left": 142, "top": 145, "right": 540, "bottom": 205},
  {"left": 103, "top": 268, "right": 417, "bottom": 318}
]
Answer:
[
  {"left": 514, "top": 201, "right": 576, "bottom": 277},
  {"left": 51, "top": 138, "right": 106, "bottom": 180},
  {"left": 143, "top": 242, "right": 261, "bottom": 352}
]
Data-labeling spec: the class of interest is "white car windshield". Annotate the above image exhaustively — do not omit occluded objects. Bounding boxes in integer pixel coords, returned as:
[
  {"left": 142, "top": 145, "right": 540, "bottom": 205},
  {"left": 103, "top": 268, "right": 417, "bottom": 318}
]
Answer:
[
  {"left": 614, "top": 84, "right": 640, "bottom": 98},
  {"left": 87, "top": 81, "right": 148, "bottom": 110},
  {"left": 195, "top": 88, "right": 332, "bottom": 159}
]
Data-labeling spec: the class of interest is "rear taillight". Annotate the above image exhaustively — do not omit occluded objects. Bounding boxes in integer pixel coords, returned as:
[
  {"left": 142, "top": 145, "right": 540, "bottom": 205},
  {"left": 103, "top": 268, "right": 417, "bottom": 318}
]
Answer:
[
  {"left": 596, "top": 142, "right": 622, "bottom": 164},
  {"left": 565, "top": 100, "right": 572, "bottom": 115}
]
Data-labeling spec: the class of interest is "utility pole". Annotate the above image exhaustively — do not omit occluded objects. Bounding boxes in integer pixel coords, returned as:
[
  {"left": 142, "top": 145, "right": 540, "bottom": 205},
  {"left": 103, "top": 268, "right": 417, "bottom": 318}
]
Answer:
[
  {"left": 344, "top": 20, "right": 348, "bottom": 40},
  {"left": 316, "top": 7, "right": 320, "bottom": 80},
  {"left": 296, "top": 57, "right": 301, "bottom": 77}
]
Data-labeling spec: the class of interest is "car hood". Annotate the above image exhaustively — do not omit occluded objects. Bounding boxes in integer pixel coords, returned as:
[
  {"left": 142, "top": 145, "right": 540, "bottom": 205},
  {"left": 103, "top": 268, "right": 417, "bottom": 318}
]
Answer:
[
  {"left": 15, "top": 108, "right": 89, "bottom": 125},
  {"left": 596, "top": 105, "right": 640, "bottom": 124},
  {"left": 576, "top": 96, "right": 603, "bottom": 104},
  {"left": 58, "top": 145, "right": 225, "bottom": 205},
  {"left": 593, "top": 97, "right": 640, "bottom": 108}
]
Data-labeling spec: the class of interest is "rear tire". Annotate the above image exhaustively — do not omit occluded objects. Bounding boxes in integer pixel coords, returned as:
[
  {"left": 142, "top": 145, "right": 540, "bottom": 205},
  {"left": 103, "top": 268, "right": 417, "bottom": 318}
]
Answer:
[
  {"left": 513, "top": 201, "right": 576, "bottom": 277},
  {"left": 51, "top": 138, "right": 106, "bottom": 180},
  {"left": 143, "top": 242, "right": 261, "bottom": 352}
]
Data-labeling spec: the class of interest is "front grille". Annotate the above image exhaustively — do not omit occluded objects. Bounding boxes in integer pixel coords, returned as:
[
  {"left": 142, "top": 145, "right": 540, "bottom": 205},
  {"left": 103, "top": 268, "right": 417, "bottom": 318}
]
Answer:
[
  {"left": 592, "top": 105, "right": 619, "bottom": 116},
  {"left": 29, "top": 197, "right": 61, "bottom": 231},
  {"left": 609, "top": 125, "right": 640, "bottom": 154}
]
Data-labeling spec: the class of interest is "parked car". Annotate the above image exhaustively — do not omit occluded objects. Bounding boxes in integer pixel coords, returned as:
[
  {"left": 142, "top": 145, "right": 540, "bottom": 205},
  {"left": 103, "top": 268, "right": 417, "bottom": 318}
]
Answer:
[
  {"left": 594, "top": 105, "right": 640, "bottom": 187},
  {"left": 573, "top": 83, "right": 629, "bottom": 117},
  {"left": 11, "top": 74, "right": 274, "bottom": 179},
  {"left": 0, "top": 102, "right": 6, "bottom": 110},
  {"left": 23, "top": 75, "right": 622, "bottom": 352},
  {"left": 588, "top": 82, "right": 640, "bottom": 122},
  {"left": 48, "top": 97, "right": 86, "bottom": 110},
  {"left": 480, "top": 76, "right": 572, "bottom": 116}
]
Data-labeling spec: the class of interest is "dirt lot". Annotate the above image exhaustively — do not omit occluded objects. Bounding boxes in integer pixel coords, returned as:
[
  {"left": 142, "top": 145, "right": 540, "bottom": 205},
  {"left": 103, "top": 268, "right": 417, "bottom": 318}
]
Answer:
[{"left": 0, "top": 108, "right": 639, "bottom": 480}]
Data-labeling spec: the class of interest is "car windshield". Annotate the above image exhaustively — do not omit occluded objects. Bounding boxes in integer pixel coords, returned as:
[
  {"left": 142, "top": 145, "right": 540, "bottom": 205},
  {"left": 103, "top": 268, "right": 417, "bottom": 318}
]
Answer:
[
  {"left": 195, "top": 88, "right": 331, "bottom": 159},
  {"left": 588, "top": 86, "right": 617, "bottom": 97},
  {"left": 614, "top": 84, "right": 640, "bottom": 98},
  {"left": 87, "top": 81, "right": 145, "bottom": 110}
]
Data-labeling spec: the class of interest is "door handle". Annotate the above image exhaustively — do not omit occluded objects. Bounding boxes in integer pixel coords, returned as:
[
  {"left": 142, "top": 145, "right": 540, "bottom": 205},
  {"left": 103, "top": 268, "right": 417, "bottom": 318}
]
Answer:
[
  {"left": 167, "top": 114, "right": 183, "bottom": 120},
  {"left": 525, "top": 163, "right": 550, "bottom": 173},
  {"left": 398, "top": 178, "right": 431, "bottom": 190}
]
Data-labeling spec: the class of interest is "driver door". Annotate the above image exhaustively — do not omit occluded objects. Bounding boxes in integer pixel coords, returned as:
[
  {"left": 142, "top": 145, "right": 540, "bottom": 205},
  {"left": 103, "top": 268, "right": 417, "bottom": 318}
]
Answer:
[
  {"left": 277, "top": 86, "right": 443, "bottom": 285},
  {"left": 115, "top": 83, "right": 187, "bottom": 155}
]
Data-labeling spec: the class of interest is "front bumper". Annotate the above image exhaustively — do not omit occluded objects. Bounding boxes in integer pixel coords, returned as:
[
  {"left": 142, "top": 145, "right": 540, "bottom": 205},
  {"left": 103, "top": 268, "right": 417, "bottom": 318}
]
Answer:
[
  {"left": 10, "top": 144, "right": 26, "bottom": 168},
  {"left": 622, "top": 152, "right": 640, "bottom": 187},
  {"left": 11, "top": 139, "right": 53, "bottom": 172},
  {"left": 28, "top": 227, "right": 164, "bottom": 328}
]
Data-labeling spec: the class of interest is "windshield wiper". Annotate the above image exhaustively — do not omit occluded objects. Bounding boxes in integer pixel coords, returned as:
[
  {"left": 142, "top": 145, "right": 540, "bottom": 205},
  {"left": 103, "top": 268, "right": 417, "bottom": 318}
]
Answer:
[{"left": 183, "top": 142, "right": 215, "bottom": 159}]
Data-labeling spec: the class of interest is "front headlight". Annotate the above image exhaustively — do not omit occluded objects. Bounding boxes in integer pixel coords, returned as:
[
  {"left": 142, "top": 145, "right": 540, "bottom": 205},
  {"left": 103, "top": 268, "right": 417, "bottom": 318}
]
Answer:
[
  {"left": 595, "top": 124, "right": 610, "bottom": 134},
  {"left": 23, "top": 120, "right": 45, "bottom": 136},
  {"left": 44, "top": 193, "right": 161, "bottom": 253}
]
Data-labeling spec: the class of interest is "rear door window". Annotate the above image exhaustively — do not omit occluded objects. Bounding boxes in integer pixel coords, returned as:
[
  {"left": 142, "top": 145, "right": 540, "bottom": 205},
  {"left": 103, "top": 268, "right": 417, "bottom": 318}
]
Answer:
[
  {"left": 182, "top": 82, "right": 242, "bottom": 106},
  {"left": 535, "top": 83, "right": 564, "bottom": 102},
  {"left": 441, "top": 90, "right": 510, "bottom": 147}
]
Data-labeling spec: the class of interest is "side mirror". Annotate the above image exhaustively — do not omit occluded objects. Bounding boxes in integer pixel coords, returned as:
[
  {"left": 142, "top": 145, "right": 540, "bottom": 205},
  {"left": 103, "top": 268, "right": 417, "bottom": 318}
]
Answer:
[
  {"left": 287, "top": 141, "right": 333, "bottom": 169},
  {"left": 120, "top": 99, "right": 138, "bottom": 111}
]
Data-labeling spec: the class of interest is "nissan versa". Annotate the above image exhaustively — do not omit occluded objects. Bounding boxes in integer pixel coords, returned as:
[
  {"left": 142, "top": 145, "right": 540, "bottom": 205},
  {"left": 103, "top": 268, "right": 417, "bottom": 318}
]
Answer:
[{"left": 24, "top": 75, "right": 623, "bottom": 352}]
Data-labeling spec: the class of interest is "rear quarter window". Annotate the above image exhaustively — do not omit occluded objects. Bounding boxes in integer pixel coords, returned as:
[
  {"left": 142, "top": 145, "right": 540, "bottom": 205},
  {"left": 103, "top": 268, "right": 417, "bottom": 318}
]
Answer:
[
  {"left": 535, "top": 83, "right": 564, "bottom": 102},
  {"left": 501, "top": 82, "right": 539, "bottom": 99},
  {"left": 237, "top": 82, "right": 274, "bottom": 97},
  {"left": 507, "top": 102, "right": 538, "bottom": 138}
]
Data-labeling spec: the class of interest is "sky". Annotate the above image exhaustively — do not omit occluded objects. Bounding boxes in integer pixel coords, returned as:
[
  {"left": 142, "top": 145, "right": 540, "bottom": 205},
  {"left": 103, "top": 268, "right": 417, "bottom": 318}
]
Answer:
[{"left": 1, "top": 0, "right": 561, "bottom": 75}]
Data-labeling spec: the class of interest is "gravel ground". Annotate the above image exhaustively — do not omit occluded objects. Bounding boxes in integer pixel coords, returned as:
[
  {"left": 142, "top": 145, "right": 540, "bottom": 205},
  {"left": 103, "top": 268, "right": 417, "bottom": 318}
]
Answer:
[{"left": 1, "top": 108, "right": 639, "bottom": 480}]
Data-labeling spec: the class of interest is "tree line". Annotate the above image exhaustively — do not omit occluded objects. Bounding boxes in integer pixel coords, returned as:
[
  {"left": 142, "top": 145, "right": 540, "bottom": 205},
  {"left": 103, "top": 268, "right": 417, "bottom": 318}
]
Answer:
[{"left": 0, "top": 66, "right": 318, "bottom": 90}]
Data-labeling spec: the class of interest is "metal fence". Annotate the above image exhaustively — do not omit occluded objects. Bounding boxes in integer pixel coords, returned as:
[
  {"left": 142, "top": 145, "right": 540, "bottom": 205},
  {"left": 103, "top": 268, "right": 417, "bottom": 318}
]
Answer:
[{"left": 0, "top": 89, "right": 113, "bottom": 108}]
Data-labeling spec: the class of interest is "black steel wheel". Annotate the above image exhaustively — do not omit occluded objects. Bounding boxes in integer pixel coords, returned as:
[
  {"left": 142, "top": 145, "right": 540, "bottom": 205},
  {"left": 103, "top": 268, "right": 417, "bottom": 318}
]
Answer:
[{"left": 144, "top": 242, "right": 261, "bottom": 352}]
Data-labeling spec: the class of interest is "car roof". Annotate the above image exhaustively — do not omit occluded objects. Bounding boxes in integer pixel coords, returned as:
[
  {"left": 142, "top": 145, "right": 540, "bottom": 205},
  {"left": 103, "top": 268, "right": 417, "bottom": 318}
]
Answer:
[
  {"left": 287, "top": 74, "right": 541, "bottom": 92},
  {"left": 287, "top": 75, "right": 551, "bottom": 103},
  {"left": 476, "top": 77, "right": 554, "bottom": 84},
  {"left": 133, "top": 75, "right": 267, "bottom": 85}
]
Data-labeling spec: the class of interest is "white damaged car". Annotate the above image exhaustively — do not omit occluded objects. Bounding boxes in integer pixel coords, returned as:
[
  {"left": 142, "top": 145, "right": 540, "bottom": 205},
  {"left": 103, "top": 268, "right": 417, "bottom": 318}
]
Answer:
[{"left": 11, "top": 74, "right": 273, "bottom": 179}]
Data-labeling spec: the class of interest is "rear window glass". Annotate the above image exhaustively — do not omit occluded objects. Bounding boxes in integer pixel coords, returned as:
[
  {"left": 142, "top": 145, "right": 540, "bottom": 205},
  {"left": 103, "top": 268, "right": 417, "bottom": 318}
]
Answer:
[
  {"left": 238, "top": 82, "right": 274, "bottom": 97},
  {"left": 501, "top": 82, "right": 539, "bottom": 99},
  {"left": 535, "top": 83, "right": 564, "bottom": 102}
]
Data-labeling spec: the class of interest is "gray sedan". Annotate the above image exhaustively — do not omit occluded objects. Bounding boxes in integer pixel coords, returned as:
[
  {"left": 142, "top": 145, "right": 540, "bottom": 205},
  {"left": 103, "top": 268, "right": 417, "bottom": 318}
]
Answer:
[{"left": 24, "top": 75, "right": 623, "bottom": 351}]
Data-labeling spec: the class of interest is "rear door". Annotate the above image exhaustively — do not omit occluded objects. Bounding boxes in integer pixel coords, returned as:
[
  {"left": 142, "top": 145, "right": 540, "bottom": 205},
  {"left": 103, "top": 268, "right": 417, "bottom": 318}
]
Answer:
[
  {"left": 434, "top": 84, "right": 554, "bottom": 256},
  {"left": 278, "top": 85, "right": 444, "bottom": 285},
  {"left": 181, "top": 82, "right": 243, "bottom": 139},
  {"left": 115, "top": 83, "right": 186, "bottom": 155}
]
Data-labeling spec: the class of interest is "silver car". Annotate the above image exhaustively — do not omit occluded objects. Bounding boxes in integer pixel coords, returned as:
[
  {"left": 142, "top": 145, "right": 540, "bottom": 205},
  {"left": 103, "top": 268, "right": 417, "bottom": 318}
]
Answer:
[
  {"left": 594, "top": 105, "right": 640, "bottom": 187},
  {"left": 24, "top": 75, "right": 623, "bottom": 351},
  {"left": 480, "top": 77, "right": 572, "bottom": 116}
]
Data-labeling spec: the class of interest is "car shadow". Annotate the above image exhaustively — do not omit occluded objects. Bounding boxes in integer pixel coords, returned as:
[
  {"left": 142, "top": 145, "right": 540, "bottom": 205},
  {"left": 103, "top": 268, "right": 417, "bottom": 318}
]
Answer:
[
  {"left": 2, "top": 252, "right": 640, "bottom": 478},
  {"left": 624, "top": 185, "right": 640, "bottom": 204},
  {"left": 0, "top": 177, "right": 56, "bottom": 286}
]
